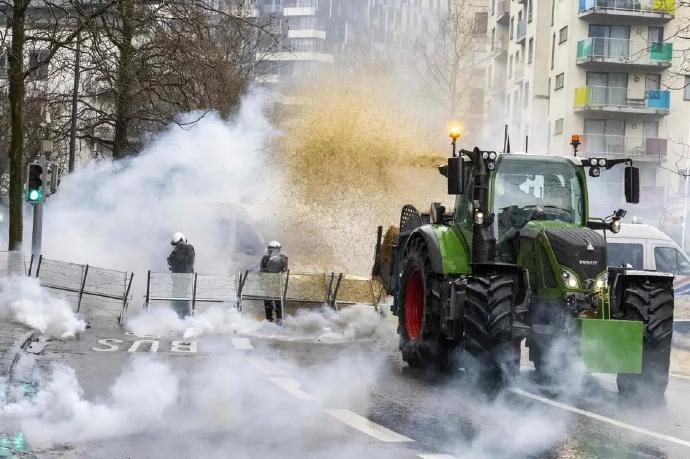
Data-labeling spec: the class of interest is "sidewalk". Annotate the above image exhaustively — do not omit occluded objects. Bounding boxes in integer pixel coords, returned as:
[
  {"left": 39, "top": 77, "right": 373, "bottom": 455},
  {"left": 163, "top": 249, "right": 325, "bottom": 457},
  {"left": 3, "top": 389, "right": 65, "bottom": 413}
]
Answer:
[{"left": 0, "top": 322, "right": 34, "bottom": 378}]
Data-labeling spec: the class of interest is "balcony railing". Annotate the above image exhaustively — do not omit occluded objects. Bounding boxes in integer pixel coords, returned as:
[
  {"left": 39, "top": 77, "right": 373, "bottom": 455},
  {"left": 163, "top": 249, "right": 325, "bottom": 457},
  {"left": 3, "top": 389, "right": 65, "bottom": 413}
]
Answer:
[
  {"left": 580, "top": 134, "right": 668, "bottom": 159},
  {"left": 579, "top": 0, "right": 675, "bottom": 14},
  {"left": 516, "top": 20, "right": 526, "bottom": 42},
  {"left": 574, "top": 86, "right": 670, "bottom": 111},
  {"left": 576, "top": 37, "right": 672, "bottom": 66}
]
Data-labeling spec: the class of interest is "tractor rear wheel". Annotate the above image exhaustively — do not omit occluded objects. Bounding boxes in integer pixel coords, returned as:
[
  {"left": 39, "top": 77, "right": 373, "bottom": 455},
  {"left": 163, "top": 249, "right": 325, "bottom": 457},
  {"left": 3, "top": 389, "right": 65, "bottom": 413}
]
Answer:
[
  {"left": 616, "top": 282, "right": 674, "bottom": 399},
  {"left": 463, "top": 273, "right": 519, "bottom": 383},
  {"left": 398, "top": 238, "right": 447, "bottom": 369}
]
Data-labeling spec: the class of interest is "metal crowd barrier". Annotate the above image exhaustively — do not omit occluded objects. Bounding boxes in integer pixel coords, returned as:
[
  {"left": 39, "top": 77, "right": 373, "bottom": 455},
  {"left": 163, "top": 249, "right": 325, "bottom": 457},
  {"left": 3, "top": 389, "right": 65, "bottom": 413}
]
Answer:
[
  {"left": 143, "top": 270, "right": 387, "bottom": 316},
  {"left": 236, "top": 270, "right": 386, "bottom": 312},
  {"left": 143, "top": 271, "right": 238, "bottom": 316},
  {"left": 26, "top": 254, "right": 133, "bottom": 324}
]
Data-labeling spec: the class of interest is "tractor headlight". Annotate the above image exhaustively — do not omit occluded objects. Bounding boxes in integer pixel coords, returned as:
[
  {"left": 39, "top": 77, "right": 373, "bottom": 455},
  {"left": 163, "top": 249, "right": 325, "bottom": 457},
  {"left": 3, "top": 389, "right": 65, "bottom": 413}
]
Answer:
[
  {"left": 489, "top": 152, "right": 497, "bottom": 160},
  {"left": 594, "top": 271, "right": 608, "bottom": 291},
  {"left": 561, "top": 267, "right": 580, "bottom": 289},
  {"left": 610, "top": 218, "right": 621, "bottom": 233}
]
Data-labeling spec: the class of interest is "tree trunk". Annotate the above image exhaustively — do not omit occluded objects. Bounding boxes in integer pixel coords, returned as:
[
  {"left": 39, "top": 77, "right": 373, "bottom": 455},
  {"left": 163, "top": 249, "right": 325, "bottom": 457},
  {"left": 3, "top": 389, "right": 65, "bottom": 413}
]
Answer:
[
  {"left": 7, "top": 0, "right": 27, "bottom": 251},
  {"left": 112, "top": 0, "right": 134, "bottom": 160}
]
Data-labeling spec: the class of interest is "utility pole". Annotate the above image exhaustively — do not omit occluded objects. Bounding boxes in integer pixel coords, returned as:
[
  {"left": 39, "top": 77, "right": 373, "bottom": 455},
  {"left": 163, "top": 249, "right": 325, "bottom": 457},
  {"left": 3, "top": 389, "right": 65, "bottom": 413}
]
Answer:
[{"left": 68, "top": 30, "right": 82, "bottom": 173}]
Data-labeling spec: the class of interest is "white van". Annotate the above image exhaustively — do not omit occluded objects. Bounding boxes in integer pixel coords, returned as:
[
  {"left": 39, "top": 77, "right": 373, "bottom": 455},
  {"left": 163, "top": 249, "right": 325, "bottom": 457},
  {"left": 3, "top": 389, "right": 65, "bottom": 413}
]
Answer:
[{"left": 605, "top": 223, "right": 690, "bottom": 295}]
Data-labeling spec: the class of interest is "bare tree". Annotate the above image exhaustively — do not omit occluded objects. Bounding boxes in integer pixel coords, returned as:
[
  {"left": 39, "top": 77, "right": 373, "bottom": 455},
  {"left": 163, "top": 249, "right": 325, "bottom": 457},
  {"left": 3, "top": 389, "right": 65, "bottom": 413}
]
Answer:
[
  {"left": 71, "top": 0, "right": 282, "bottom": 158},
  {"left": 414, "top": 0, "right": 487, "bottom": 117},
  {"left": 0, "top": 0, "right": 115, "bottom": 250}
]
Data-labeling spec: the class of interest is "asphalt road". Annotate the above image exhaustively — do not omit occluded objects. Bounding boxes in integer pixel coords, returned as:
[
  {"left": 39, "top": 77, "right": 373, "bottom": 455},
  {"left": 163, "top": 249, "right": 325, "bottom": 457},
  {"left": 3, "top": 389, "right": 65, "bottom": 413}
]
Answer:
[{"left": 3, "top": 303, "right": 690, "bottom": 459}]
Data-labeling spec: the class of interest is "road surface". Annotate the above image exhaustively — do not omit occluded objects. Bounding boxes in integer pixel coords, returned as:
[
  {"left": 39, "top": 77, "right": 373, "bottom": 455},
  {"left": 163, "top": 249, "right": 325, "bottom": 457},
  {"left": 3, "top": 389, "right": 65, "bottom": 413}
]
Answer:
[{"left": 3, "top": 301, "right": 690, "bottom": 458}]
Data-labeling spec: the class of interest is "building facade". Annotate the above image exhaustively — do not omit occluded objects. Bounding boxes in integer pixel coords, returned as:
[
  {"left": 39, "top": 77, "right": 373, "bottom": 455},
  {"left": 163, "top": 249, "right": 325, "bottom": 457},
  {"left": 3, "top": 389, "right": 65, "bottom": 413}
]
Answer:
[{"left": 485, "top": 0, "right": 689, "bottom": 231}]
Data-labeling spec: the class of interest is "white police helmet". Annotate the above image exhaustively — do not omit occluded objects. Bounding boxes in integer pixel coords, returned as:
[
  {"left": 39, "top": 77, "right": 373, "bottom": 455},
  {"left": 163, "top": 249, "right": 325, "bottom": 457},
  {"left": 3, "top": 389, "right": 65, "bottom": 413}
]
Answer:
[
  {"left": 171, "top": 232, "right": 187, "bottom": 245},
  {"left": 268, "top": 240, "right": 281, "bottom": 252}
]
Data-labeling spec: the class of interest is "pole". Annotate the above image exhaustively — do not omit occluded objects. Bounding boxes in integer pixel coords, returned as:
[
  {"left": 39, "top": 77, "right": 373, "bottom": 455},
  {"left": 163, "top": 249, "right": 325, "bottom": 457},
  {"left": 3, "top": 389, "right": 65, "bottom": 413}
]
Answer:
[
  {"left": 525, "top": 135, "right": 529, "bottom": 154},
  {"left": 30, "top": 155, "right": 46, "bottom": 257},
  {"left": 682, "top": 156, "right": 690, "bottom": 251},
  {"left": 68, "top": 30, "right": 81, "bottom": 173}
]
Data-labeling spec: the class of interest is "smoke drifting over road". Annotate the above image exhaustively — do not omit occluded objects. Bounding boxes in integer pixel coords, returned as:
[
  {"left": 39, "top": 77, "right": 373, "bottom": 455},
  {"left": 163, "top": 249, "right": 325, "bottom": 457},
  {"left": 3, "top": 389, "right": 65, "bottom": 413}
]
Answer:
[
  {"left": 0, "top": 277, "right": 85, "bottom": 339},
  {"left": 127, "top": 303, "right": 396, "bottom": 344}
]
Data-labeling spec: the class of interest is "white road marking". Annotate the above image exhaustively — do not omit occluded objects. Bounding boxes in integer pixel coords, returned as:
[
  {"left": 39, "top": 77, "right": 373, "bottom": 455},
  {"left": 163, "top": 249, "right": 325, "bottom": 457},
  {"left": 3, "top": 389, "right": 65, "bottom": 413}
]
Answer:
[
  {"left": 269, "top": 376, "right": 314, "bottom": 401},
  {"left": 171, "top": 340, "right": 198, "bottom": 353},
  {"left": 232, "top": 337, "right": 254, "bottom": 350},
  {"left": 418, "top": 455, "right": 457, "bottom": 459},
  {"left": 323, "top": 409, "right": 414, "bottom": 443},
  {"left": 92, "top": 339, "right": 123, "bottom": 352},
  {"left": 247, "top": 357, "right": 286, "bottom": 376},
  {"left": 128, "top": 339, "right": 159, "bottom": 353},
  {"left": 510, "top": 388, "right": 690, "bottom": 448},
  {"left": 671, "top": 372, "right": 690, "bottom": 381}
]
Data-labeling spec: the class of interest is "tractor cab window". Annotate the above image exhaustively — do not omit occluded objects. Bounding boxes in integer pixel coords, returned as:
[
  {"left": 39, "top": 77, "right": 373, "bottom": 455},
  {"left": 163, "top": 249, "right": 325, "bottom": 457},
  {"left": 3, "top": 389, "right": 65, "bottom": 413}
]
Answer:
[
  {"left": 492, "top": 156, "right": 585, "bottom": 239},
  {"left": 654, "top": 246, "right": 690, "bottom": 275},
  {"left": 607, "top": 242, "right": 643, "bottom": 269},
  {"left": 455, "top": 161, "right": 476, "bottom": 227}
]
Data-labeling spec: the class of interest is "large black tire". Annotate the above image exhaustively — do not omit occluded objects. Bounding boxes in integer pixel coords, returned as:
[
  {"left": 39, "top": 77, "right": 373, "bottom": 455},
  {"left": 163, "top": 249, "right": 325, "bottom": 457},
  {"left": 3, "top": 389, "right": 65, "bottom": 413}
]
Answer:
[
  {"left": 616, "top": 282, "right": 674, "bottom": 399},
  {"left": 398, "top": 238, "right": 447, "bottom": 369},
  {"left": 463, "top": 273, "right": 519, "bottom": 383}
]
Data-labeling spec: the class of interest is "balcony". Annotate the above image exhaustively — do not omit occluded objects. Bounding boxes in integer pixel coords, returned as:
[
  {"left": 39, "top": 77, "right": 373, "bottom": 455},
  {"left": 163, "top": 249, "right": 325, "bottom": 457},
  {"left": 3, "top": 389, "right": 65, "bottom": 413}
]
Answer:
[
  {"left": 495, "top": 0, "right": 509, "bottom": 24},
  {"left": 579, "top": 0, "right": 675, "bottom": 21},
  {"left": 263, "top": 51, "right": 334, "bottom": 64},
  {"left": 576, "top": 38, "right": 672, "bottom": 69},
  {"left": 574, "top": 86, "right": 670, "bottom": 114},
  {"left": 516, "top": 20, "right": 526, "bottom": 43},
  {"left": 288, "top": 29, "right": 327, "bottom": 39},
  {"left": 283, "top": 6, "right": 317, "bottom": 16},
  {"left": 580, "top": 134, "right": 668, "bottom": 161}
]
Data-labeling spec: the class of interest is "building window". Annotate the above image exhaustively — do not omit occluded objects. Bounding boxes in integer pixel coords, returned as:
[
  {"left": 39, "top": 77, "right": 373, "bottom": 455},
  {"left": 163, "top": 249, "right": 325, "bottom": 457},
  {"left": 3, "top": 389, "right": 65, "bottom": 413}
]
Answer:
[
  {"left": 28, "top": 49, "right": 49, "bottom": 79},
  {"left": 474, "top": 12, "right": 488, "bottom": 35},
  {"left": 528, "top": 0, "right": 533, "bottom": 22},
  {"left": 559, "top": 26, "right": 568, "bottom": 44},
  {"left": 528, "top": 38, "right": 534, "bottom": 64},
  {"left": 555, "top": 73, "right": 564, "bottom": 90},
  {"left": 508, "top": 55, "right": 513, "bottom": 77},
  {"left": 524, "top": 82, "right": 530, "bottom": 107},
  {"left": 0, "top": 50, "right": 7, "bottom": 79},
  {"left": 551, "top": 0, "right": 555, "bottom": 26},
  {"left": 554, "top": 119, "right": 563, "bottom": 135},
  {"left": 551, "top": 34, "right": 555, "bottom": 69},
  {"left": 684, "top": 76, "right": 690, "bottom": 100},
  {"left": 510, "top": 17, "right": 514, "bottom": 39}
]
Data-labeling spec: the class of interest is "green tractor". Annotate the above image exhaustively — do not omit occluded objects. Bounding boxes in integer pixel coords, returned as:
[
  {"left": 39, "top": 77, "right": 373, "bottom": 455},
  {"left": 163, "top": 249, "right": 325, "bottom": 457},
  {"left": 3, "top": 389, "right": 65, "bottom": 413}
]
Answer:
[{"left": 378, "top": 139, "right": 674, "bottom": 397}]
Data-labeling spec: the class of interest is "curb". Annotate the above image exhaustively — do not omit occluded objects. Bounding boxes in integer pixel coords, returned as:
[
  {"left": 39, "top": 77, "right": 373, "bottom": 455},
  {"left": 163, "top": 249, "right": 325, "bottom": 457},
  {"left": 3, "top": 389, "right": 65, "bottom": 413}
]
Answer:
[{"left": 3, "top": 330, "right": 37, "bottom": 383}]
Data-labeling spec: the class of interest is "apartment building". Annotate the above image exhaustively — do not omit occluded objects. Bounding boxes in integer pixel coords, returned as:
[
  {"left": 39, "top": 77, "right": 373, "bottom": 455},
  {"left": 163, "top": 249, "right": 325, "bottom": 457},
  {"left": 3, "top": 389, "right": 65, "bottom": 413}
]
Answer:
[{"left": 485, "top": 0, "right": 688, "bottom": 224}]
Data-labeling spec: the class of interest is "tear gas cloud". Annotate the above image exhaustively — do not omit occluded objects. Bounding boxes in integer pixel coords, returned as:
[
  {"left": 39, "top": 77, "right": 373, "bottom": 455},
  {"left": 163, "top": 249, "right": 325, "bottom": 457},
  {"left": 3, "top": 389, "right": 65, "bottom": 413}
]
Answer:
[
  {"left": 0, "top": 276, "right": 85, "bottom": 339},
  {"left": 35, "top": 90, "right": 277, "bottom": 277}
]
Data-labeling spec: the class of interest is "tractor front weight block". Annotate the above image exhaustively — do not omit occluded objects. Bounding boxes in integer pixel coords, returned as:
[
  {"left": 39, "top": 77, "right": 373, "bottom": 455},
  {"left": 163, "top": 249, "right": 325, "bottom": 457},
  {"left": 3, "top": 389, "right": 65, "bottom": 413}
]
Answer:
[{"left": 579, "top": 318, "right": 643, "bottom": 374}]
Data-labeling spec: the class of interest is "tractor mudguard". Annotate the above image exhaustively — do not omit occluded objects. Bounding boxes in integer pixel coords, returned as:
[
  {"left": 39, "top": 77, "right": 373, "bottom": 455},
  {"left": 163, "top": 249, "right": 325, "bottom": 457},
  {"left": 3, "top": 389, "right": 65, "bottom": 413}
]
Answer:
[
  {"left": 609, "top": 268, "right": 674, "bottom": 318},
  {"left": 405, "top": 225, "right": 471, "bottom": 275}
]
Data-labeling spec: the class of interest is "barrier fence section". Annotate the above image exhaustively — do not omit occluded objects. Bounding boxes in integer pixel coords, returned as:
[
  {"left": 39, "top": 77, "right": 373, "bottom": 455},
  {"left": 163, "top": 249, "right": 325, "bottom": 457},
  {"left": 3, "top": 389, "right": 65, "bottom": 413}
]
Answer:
[
  {"left": 235, "top": 271, "right": 386, "bottom": 312},
  {"left": 144, "top": 271, "right": 238, "bottom": 316},
  {"left": 27, "top": 254, "right": 133, "bottom": 324},
  {"left": 143, "top": 270, "right": 387, "bottom": 317}
]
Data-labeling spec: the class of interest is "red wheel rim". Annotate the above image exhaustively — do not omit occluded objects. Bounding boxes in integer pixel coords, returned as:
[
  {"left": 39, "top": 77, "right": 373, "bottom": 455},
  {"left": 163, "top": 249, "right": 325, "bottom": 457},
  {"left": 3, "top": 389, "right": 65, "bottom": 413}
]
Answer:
[{"left": 404, "top": 270, "right": 424, "bottom": 340}]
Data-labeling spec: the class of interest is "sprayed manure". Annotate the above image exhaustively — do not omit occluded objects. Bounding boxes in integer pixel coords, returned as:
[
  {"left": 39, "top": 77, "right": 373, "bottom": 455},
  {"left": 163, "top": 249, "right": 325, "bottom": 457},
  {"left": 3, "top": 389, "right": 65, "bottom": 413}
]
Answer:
[{"left": 273, "top": 80, "right": 451, "bottom": 275}]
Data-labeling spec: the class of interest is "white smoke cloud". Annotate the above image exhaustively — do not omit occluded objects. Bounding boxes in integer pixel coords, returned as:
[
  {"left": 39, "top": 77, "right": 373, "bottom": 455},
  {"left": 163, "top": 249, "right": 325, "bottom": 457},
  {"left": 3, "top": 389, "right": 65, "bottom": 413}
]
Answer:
[
  {"left": 0, "top": 276, "right": 86, "bottom": 339},
  {"left": 0, "top": 358, "right": 178, "bottom": 447},
  {"left": 126, "top": 303, "right": 396, "bottom": 343},
  {"left": 39, "top": 90, "right": 278, "bottom": 277}
]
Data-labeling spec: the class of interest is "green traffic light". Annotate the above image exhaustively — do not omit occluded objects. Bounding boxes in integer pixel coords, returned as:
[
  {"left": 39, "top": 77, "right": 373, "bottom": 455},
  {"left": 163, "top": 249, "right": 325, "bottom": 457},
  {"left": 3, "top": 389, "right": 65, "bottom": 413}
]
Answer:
[{"left": 27, "top": 189, "right": 42, "bottom": 203}]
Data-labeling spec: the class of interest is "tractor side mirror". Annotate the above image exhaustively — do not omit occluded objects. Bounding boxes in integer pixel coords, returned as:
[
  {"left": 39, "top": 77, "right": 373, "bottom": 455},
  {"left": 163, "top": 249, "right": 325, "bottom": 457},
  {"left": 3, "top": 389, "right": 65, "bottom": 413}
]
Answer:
[
  {"left": 447, "top": 157, "right": 464, "bottom": 195},
  {"left": 624, "top": 166, "right": 640, "bottom": 204}
]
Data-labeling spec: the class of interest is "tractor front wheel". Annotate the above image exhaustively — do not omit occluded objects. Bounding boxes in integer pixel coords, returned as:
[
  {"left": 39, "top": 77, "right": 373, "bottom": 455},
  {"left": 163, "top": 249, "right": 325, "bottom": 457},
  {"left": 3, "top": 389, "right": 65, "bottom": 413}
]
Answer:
[
  {"left": 398, "top": 238, "right": 447, "bottom": 369},
  {"left": 463, "top": 273, "right": 519, "bottom": 384},
  {"left": 616, "top": 282, "right": 674, "bottom": 399}
]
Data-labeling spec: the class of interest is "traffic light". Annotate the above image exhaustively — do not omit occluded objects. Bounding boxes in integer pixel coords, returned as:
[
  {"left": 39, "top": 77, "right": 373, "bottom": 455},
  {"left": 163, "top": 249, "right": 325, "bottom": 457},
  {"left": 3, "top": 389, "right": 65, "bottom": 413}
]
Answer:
[{"left": 27, "top": 163, "right": 44, "bottom": 203}]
